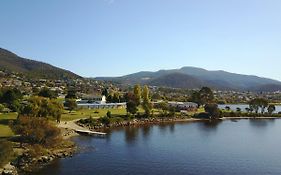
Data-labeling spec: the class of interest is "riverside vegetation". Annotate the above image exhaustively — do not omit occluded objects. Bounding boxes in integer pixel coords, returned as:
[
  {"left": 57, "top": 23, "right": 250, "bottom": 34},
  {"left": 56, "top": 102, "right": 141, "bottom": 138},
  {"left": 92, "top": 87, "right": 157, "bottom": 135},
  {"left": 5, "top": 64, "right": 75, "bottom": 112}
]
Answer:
[
  {"left": 78, "top": 86, "right": 281, "bottom": 131},
  {"left": 1, "top": 85, "right": 281, "bottom": 174}
]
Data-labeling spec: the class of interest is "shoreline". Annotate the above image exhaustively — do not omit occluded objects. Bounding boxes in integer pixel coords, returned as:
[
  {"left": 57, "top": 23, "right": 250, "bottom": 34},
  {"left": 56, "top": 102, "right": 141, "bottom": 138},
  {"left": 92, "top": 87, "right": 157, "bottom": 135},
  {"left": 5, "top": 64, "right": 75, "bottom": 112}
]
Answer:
[
  {"left": 77, "top": 116, "right": 281, "bottom": 132},
  {"left": 0, "top": 128, "right": 77, "bottom": 175}
]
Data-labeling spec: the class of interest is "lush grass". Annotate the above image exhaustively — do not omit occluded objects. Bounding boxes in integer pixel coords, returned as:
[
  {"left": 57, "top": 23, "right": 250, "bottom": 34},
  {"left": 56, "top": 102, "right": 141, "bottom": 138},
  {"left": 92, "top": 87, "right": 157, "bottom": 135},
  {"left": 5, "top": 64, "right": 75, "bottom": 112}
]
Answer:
[
  {"left": 61, "top": 108, "right": 128, "bottom": 121},
  {"left": 0, "top": 113, "right": 17, "bottom": 138}
]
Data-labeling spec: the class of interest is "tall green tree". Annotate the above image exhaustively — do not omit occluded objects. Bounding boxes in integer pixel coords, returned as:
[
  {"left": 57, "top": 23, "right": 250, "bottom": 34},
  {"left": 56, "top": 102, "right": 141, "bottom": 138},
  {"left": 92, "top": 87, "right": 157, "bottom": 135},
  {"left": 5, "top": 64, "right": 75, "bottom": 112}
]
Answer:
[
  {"left": 65, "top": 89, "right": 77, "bottom": 99},
  {"left": 20, "top": 96, "right": 63, "bottom": 122},
  {"left": 249, "top": 99, "right": 260, "bottom": 113},
  {"left": 1, "top": 88, "right": 23, "bottom": 112},
  {"left": 64, "top": 99, "right": 77, "bottom": 112},
  {"left": 199, "top": 87, "right": 214, "bottom": 106},
  {"left": 125, "top": 92, "right": 138, "bottom": 115},
  {"left": 204, "top": 103, "right": 221, "bottom": 119},
  {"left": 134, "top": 84, "right": 142, "bottom": 106},
  {"left": 267, "top": 104, "right": 276, "bottom": 115},
  {"left": 38, "top": 88, "right": 58, "bottom": 99},
  {"left": 142, "top": 86, "right": 152, "bottom": 117},
  {"left": 259, "top": 98, "right": 268, "bottom": 114},
  {"left": 102, "top": 88, "right": 109, "bottom": 97}
]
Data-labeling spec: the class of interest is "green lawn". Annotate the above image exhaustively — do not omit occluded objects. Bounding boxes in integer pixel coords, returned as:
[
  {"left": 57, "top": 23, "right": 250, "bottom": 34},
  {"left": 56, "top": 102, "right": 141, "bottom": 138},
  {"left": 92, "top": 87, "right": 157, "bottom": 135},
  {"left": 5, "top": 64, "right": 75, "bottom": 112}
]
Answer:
[
  {"left": 0, "top": 113, "right": 17, "bottom": 138},
  {"left": 61, "top": 108, "right": 128, "bottom": 121}
]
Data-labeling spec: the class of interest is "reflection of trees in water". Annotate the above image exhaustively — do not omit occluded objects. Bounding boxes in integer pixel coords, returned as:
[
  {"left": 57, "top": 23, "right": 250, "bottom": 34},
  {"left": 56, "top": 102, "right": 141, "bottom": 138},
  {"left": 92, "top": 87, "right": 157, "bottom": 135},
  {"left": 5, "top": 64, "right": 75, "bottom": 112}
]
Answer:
[
  {"left": 142, "top": 126, "right": 152, "bottom": 139},
  {"left": 249, "top": 119, "right": 275, "bottom": 128},
  {"left": 198, "top": 120, "right": 223, "bottom": 132},
  {"left": 124, "top": 127, "right": 139, "bottom": 144},
  {"left": 158, "top": 123, "right": 175, "bottom": 135},
  {"left": 169, "top": 124, "right": 175, "bottom": 133}
]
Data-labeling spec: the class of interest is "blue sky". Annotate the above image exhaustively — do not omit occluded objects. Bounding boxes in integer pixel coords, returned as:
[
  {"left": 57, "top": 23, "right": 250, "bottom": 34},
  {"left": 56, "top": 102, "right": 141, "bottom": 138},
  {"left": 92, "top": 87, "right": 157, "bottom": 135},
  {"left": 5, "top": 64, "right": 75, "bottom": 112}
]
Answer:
[{"left": 1, "top": 0, "right": 281, "bottom": 80}]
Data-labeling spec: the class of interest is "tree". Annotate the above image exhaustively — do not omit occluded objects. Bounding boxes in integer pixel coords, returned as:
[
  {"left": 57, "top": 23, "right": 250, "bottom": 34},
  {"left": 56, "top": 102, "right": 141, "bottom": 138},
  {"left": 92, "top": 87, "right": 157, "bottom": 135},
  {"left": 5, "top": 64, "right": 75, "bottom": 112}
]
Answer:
[
  {"left": 38, "top": 88, "right": 58, "bottom": 99},
  {"left": 268, "top": 104, "right": 276, "bottom": 115},
  {"left": 199, "top": 87, "right": 214, "bottom": 106},
  {"left": 0, "top": 104, "right": 4, "bottom": 112},
  {"left": 249, "top": 98, "right": 268, "bottom": 114},
  {"left": 106, "top": 111, "right": 112, "bottom": 118},
  {"left": 65, "top": 89, "right": 77, "bottom": 99},
  {"left": 204, "top": 103, "right": 221, "bottom": 119},
  {"left": 158, "top": 101, "right": 169, "bottom": 113},
  {"left": 134, "top": 85, "right": 142, "bottom": 106},
  {"left": 249, "top": 99, "right": 260, "bottom": 113},
  {"left": 225, "top": 106, "right": 231, "bottom": 111},
  {"left": 190, "top": 91, "right": 201, "bottom": 105},
  {"left": 102, "top": 88, "right": 109, "bottom": 97},
  {"left": 20, "top": 96, "right": 63, "bottom": 122},
  {"left": 142, "top": 86, "right": 152, "bottom": 117},
  {"left": 11, "top": 116, "right": 62, "bottom": 147},
  {"left": 259, "top": 98, "right": 268, "bottom": 114},
  {"left": 113, "top": 93, "right": 120, "bottom": 103},
  {"left": 236, "top": 107, "right": 241, "bottom": 113},
  {"left": 1, "top": 88, "right": 23, "bottom": 112},
  {"left": 64, "top": 99, "right": 77, "bottom": 112},
  {"left": 245, "top": 107, "right": 251, "bottom": 113},
  {"left": 125, "top": 92, "right": 138, "bottom": 115}
]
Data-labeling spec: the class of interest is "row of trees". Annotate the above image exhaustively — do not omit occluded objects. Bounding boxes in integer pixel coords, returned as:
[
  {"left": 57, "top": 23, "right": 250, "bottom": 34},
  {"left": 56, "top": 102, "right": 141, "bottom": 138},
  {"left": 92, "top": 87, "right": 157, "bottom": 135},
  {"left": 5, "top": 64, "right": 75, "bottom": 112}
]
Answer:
[
  {"left": 249, "top": 98, "right": 274, "bottom": 114},
  {"left": 7, "top": 88, "right": 65, "bottom": 149},
  {"left": 126, "top": 85, "right": 152, "bottom": 117}
]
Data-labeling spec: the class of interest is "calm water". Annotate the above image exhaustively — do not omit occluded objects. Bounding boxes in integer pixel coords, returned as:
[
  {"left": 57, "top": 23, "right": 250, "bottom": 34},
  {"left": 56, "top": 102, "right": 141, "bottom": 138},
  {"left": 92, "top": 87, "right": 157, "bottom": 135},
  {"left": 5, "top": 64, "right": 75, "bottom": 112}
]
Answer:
[{"left": 34, "top": 120, "right": 281, "bottom": 175}]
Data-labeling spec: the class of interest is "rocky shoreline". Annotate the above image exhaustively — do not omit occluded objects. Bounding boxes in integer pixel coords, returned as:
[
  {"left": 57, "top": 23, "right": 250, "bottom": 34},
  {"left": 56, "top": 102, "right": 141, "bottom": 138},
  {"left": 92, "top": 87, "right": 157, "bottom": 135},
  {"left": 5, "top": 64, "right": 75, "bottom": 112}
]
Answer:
[
  {"left": 0, "top": 129, "right": 77, "bottom": 175},
  {"left": 77, "top": 116, "right": 281, "bottom": 132},
  {"left": 77, "top": 116, "right": 205, "bottom": 131}
]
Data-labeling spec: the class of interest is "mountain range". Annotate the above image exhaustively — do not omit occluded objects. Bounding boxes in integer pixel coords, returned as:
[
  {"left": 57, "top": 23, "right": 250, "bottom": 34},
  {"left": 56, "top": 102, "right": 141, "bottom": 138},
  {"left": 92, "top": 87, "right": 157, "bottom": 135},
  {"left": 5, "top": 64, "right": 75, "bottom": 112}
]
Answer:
[
  {"left": 1, "top": 47, "right": 281, "bottom": 92},
  {"left": 97, "top": 67, "right": 281, "bottom": 91},
  {"left": 0, "top": 48, "right": 80, "bottom": 80}
]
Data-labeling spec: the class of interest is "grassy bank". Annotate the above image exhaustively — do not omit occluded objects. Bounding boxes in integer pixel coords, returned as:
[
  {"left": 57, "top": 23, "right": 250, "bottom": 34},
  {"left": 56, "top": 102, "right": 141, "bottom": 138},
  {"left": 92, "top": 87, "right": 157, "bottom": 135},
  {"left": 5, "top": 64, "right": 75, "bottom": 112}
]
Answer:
[
  {"left": 61, "top": 108, "right": 128, "bottom": 121},
  {"left": 0, "top": 113, "right": 17, "bottom": 138}
]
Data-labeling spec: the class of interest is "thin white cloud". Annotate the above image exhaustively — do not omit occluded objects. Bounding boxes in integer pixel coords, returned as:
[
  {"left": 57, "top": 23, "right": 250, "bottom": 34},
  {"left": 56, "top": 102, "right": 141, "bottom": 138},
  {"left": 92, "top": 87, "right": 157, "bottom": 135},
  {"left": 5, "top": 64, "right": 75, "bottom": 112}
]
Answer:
[{"left": 103, "top": 0, "right": 115, "bottom": 4}]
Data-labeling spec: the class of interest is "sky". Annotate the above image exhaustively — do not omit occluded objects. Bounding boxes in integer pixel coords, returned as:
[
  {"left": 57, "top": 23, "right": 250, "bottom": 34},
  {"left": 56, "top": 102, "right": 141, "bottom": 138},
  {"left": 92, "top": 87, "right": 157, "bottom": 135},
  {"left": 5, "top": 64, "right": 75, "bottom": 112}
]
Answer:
[{"left": 1, "top": 0, "right": 281, "bottom": 80}]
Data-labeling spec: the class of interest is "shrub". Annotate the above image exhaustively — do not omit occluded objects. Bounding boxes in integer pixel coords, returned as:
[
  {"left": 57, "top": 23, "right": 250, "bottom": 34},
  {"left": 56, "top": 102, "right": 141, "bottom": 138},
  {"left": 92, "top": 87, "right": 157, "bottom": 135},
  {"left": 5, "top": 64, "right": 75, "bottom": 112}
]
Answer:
[
  {"left": 10, "top": 116, "right": 62, "bottom": 148},
  {"left": 100, "top": 116, "right": 110, "bottom": 126},
  {"left": 0, "top": 140, "right": 14, "bottom": 167}
]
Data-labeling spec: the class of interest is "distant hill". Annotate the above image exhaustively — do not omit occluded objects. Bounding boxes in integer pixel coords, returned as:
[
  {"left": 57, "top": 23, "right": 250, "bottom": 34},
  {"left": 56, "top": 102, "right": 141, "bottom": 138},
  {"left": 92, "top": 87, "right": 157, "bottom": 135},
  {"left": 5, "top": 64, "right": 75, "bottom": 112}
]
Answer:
[
  {"left": 252, "top": 84, "right": 281, "bottom": 92},
  {"left": 96, "top": 66, "right": 281, "bottom": 91},
  {"left": 0, "top": 48, "right": 81, "bottom": 80},
  {"left": 148, "top": 73, "right": 204, "bottom": 89}
]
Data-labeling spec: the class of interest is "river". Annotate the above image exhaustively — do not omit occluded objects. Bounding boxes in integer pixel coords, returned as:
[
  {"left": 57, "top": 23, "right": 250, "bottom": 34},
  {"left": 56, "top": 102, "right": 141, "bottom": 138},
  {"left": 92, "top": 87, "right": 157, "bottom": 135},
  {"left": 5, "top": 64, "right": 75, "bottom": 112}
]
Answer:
[{"left": 34, "top": 119, "right": 281, "bottom": 175}]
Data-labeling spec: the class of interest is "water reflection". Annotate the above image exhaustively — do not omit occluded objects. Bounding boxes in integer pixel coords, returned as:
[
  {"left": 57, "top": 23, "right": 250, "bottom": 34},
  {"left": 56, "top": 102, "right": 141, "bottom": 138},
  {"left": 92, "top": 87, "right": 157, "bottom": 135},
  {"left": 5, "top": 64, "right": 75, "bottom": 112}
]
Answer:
[
  {"left": 158, "top": 123, "right": 175, "bottom": 135},
  {"left": 249, "top": 119, "right": 275, "bottom": 128},
  {"left": 198, "top": 120, "right": 222, "bottom": 131},
  {"left": 124, "top": 126, "right": 139, "bottom": 145},
  {"left": 141, "top": 126, "right": 152, "bottom": 139}
]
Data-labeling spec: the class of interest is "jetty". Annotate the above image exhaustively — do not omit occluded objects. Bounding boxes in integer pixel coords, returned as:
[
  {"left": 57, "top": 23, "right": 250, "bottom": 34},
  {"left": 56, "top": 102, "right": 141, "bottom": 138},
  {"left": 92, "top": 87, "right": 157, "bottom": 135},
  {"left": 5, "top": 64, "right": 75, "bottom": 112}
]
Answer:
[
  {"left": 58, "top": 119, "right": 107, "bottom": 137},
  {"left": 75, "top": 129, "right": 107, "bottom": 136}
]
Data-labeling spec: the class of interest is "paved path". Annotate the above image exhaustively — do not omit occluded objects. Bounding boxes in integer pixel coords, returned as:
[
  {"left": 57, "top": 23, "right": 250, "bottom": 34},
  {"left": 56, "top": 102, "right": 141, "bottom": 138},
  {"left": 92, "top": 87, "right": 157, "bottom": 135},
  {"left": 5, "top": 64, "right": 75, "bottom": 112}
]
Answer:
[{"left": 58, "top": 119, "right": 106, "bottom": 136}]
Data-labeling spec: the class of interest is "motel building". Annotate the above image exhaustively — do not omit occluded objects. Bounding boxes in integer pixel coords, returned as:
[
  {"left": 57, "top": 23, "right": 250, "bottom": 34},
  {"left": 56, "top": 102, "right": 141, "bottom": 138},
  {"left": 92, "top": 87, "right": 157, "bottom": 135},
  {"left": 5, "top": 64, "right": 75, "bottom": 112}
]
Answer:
[{"left": 77, "top": 95, "right": 127, "bottom": 109}]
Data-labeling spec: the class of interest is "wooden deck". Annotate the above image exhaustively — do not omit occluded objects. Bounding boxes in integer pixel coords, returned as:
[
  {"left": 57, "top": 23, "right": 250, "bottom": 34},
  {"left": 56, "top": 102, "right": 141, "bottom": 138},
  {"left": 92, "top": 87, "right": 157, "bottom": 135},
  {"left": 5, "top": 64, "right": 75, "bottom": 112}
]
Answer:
[{"left": 75, "top": 129, "right": 107, "bottom": 136}]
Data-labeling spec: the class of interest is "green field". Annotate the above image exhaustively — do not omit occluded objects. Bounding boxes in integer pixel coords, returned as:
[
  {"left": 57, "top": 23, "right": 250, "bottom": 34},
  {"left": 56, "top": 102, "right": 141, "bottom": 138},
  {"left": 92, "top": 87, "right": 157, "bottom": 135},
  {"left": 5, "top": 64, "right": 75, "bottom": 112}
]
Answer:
[
  {"left": 61, "top": 108, "right": 128, "bottom": 121},
  {"left": 0, "top": 113, "right": 17, "bottom": 138}
]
